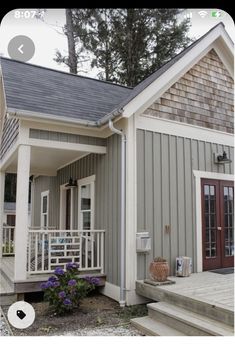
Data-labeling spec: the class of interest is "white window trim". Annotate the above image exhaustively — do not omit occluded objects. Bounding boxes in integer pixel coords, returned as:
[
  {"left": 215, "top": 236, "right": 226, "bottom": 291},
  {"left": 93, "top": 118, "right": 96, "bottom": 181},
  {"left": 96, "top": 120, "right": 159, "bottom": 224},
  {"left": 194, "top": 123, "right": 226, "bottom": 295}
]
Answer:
[
  {"left": 77, "top": 175, "right": 95, "bottom": 231},
  {"left": 40, "top": 190, "right": 49, "bottom": 229},
  {"left": 59, "top": 184, "right": 74, "bottom": 230},
  {"left": 193, "top": 170, "right": 234, "bottom": 273}
]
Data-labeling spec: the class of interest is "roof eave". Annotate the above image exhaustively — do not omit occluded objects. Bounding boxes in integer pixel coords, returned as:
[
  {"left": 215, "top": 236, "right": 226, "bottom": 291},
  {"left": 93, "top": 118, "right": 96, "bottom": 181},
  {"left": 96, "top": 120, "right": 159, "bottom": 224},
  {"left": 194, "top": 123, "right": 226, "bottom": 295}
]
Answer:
[{"left": 7, "top": 108, "right": 99, "bottom": 128}]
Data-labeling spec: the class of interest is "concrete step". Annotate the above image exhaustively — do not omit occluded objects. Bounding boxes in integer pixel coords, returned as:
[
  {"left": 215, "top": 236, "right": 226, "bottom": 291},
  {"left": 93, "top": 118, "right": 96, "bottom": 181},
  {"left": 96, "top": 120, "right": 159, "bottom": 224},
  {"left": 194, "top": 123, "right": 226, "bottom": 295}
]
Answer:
[
  {"left": 136, "top": 280, "right": 234, "bottom": 326},
  {"left": 131, "top": 316, "right": 186, "bottom": 336},
  {"left": 148, "top": 302, "right": 234, "bottom": 336}
]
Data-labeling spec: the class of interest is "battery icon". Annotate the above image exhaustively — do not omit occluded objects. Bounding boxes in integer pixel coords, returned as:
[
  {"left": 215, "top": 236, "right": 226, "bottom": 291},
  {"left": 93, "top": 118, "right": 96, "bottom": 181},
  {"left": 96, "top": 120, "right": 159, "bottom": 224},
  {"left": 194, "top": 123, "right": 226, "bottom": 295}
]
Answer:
[{"left": 211, "top": 10, "right": 222, "bottom": 17}]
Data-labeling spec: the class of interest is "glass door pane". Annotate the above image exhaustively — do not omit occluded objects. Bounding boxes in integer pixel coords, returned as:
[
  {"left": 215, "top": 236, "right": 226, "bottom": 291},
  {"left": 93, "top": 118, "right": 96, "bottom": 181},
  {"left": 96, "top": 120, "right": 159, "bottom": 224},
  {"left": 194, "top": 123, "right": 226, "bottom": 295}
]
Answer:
[
  {"left": 204, "top": 184, "right": 217, "bottom": 258},
  {"left": 224, "top": 186, "right": 234, "bottom": 257}
]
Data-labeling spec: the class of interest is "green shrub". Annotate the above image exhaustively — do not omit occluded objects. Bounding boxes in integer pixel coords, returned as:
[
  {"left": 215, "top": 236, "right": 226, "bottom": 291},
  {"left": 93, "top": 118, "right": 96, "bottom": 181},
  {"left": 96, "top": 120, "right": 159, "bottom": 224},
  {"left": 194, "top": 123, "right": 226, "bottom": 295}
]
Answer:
[{"left": 40, "top": 262, "right": 100, "bottom": 315}]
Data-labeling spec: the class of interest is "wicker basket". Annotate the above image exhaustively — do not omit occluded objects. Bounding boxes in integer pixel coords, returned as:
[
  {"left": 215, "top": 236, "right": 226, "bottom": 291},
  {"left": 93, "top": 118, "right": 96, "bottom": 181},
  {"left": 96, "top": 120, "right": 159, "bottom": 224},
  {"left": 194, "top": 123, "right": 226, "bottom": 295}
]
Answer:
[{"left": 149, "top": 259, "right": 169, "bottom": 282}]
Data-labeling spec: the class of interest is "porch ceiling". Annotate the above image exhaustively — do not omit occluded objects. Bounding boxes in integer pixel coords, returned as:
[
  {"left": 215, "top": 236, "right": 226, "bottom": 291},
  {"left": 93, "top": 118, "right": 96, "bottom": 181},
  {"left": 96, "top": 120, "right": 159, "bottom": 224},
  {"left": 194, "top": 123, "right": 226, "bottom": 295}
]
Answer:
[{"left": 5, "top": 146, "right": 88, "bottom": 175}]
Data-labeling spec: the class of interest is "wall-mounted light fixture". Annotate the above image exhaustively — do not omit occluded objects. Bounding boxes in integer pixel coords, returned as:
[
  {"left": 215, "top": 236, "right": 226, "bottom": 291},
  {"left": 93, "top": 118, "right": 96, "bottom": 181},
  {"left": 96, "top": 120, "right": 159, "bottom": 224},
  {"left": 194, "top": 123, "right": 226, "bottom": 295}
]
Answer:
[
  {"left": 214, "top": 151, "right": 232, "bottom": 164},
  {"left": 65, "top": 177, "right": 77, "bottom": 188}
]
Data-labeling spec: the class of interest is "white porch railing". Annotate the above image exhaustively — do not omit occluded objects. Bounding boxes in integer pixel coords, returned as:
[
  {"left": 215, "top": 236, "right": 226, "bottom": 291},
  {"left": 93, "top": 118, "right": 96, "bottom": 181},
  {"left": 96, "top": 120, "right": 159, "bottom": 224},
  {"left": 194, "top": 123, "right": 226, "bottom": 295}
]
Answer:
[
  {"left": 27, "top": 229, "right": 105, "bottom": 274},
  {"left": 2, "top": 226, "right": 15, "bottom": 256}
]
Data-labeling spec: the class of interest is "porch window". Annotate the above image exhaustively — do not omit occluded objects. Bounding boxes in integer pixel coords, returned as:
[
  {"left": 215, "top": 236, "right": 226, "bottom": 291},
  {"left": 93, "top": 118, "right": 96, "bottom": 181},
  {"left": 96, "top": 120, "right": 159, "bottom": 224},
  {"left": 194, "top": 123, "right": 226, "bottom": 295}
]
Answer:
[
  {"left": 41, "top": 190, "right": 49, "bottom": 229},
  {"left": 78, "top": 175, "right": 95, "bottom": 231}
]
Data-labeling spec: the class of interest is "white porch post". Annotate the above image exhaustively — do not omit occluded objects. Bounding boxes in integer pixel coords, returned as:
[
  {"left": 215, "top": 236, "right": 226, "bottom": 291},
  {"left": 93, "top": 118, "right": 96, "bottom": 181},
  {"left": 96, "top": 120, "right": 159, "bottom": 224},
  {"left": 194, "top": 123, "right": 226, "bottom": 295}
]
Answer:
[
  {"left": 0, "top": 171, "right": 5, "bottom": 257},
  {"left": 14, "top": 145, "right": 31, "bottom": 281}
]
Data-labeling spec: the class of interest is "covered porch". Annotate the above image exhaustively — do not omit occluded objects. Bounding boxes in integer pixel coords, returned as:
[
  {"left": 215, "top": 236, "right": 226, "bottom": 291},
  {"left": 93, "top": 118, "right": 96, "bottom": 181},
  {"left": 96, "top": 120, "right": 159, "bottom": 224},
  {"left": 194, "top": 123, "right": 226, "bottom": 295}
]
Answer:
[{"left": 0, "top": 135, "right": 107, "bottom": 285}]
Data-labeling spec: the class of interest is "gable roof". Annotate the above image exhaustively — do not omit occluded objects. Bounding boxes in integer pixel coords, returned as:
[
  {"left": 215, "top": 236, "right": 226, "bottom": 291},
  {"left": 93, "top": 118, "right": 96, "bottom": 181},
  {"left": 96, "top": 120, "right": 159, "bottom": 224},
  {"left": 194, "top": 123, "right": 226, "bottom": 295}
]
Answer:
[
  {"left": 120, "top": 22, "right": 233, "bottom": 118},
  {"left": 0, "top": 57, "right": 132, "bottom": 124},
  {"left": 0, "top": 22, "right": 233, "bottom": 127}
]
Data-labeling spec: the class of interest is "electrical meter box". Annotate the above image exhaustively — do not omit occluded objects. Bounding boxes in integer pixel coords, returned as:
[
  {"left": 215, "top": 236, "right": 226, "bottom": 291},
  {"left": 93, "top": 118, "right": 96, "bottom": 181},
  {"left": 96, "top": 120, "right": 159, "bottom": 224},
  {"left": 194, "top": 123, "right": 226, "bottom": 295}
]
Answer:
[{"left": 136, "top": 232, "right": 151, "bottom": 253}]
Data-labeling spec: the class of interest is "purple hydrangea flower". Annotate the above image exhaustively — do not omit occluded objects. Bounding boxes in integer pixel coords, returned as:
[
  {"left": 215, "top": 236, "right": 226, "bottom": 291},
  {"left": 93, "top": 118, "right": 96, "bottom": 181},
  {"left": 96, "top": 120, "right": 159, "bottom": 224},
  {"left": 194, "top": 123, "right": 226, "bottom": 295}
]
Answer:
[
  {"left": 48, "top": 276, "right": 58, "bottom": 282},
  {"left": 84, "top": 276, "right": 100, "bottom": 285},
  {"left": 40, "top": 282, "right": 47, "bottom": 289},
  {"left": 63, "top": 298, "right": 72, "bottom": 306},
  {"left": 44, "top": 280, "right": 54, "bottom": 288},
  {"left": 68, "top": 279, "right": 76, "bottom": 287},
  {"left": 54, "top": 267, "right": 65, "bottom": 275},
  {"left": 58, "top": 291, "right": 66, "bottom": 299},
  {"left": 52, "top": 281, "right": 60, "bottom": 288},
  {"left": 66, "top": 262, "right": 79, "bottom": 270},
  {"left": 90, "top": 277, "right": 100, "bottom": 285}
]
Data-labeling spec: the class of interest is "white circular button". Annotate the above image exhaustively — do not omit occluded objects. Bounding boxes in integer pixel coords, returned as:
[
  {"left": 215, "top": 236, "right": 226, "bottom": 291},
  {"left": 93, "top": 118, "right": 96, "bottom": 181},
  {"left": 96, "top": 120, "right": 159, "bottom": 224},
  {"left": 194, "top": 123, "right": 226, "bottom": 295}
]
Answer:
[{"left": 7, "top": 301, "right": 35, "bottom": 329}]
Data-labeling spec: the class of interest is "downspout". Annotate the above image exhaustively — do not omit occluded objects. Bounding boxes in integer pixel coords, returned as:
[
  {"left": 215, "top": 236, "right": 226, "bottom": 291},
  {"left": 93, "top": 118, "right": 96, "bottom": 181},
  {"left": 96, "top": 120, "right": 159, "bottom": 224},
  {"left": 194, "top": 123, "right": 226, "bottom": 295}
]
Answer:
[{"left": 108, "top": 119, "right": 126, "bottom": 307}]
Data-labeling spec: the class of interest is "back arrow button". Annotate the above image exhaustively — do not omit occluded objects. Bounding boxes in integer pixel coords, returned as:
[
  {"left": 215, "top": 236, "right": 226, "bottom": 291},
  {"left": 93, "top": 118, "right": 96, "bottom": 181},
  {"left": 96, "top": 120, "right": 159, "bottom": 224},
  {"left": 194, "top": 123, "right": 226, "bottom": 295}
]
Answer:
[
  {"left": 18, "top": 44, "right": 24, "bottom": 54},
  {"left": 8, "top": 35, "right": 35, "bottom": 62}
]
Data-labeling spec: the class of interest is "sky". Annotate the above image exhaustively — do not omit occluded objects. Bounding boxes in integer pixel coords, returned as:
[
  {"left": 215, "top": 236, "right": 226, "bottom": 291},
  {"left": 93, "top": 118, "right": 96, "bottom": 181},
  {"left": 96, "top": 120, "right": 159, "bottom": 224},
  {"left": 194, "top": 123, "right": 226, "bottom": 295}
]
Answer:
[{"left": 0, "top": 8, "right": 234, "bottom": 78}]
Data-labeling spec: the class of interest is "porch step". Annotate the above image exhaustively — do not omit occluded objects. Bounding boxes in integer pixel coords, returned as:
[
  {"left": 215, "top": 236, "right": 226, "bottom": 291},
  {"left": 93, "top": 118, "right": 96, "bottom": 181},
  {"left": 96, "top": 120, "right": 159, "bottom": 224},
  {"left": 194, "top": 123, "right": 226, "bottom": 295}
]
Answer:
[
  {"left": 136, "top": 280, "right": 234, "bottom": 326},
  {"left": 147, "top": 302, "right": 234, "bottom": 336},
  {"left": 131, "top": 316, "right": 186, "bottom": 336}
]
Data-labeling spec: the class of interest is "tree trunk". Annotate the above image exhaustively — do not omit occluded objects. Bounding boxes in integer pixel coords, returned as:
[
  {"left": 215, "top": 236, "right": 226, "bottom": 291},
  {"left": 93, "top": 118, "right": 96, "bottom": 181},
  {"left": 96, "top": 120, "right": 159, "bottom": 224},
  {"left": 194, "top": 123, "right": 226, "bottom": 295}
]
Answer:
[{"left": 66, "top": 9, "right": 77, "bottom": 74}]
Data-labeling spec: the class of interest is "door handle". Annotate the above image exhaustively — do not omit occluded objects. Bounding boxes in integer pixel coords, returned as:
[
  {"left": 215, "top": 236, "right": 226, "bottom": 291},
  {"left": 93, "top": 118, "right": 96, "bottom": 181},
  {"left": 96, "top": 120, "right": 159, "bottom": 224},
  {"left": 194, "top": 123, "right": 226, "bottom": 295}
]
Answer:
[{"left": 217, "top": 227, "right": 222, "bottom": 231}]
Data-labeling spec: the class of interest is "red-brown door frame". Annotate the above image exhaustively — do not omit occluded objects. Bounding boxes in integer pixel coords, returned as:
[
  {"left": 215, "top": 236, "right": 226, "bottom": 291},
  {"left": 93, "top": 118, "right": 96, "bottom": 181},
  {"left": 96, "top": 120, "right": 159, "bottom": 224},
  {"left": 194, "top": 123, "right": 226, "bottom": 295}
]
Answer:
[
  {"left": 201, "top": 178, "right": 234, "bottom": 271},
  {"left": 220, "top": 180, "right": 234, "bottom": 268}
]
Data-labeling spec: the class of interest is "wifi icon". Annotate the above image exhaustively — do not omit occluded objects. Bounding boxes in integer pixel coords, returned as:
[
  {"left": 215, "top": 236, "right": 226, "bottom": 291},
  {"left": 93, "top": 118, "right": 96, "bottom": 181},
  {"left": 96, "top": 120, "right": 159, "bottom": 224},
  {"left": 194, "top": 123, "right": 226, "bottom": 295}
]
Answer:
[{"left": 198, "top": 10, "right": 208, "bottom": 18}]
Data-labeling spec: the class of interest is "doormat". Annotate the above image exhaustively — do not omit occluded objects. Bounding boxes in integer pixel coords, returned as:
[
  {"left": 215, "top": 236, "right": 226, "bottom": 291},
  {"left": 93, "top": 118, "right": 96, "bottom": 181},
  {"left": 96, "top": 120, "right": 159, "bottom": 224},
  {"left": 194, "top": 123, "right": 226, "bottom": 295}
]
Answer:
[
  {"left": 210, "top": 267, "right": 234, "bottom": 275},
  {"left": 144, "top": 279, "right": 176, "bottom": 286}
]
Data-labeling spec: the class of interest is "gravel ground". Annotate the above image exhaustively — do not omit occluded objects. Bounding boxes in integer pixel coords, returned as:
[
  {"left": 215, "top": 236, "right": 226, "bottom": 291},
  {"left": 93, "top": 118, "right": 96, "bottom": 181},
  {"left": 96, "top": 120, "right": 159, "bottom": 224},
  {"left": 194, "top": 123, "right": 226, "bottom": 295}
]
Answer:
[
  {"left": 0, "top": 308, "right": 12, "bottom": 336},
  {"left": 2, "top": 293, "right": 146, "bottom": 336},
  {"left": 64, "top": 324, "right": 142, "bottom": 336}
]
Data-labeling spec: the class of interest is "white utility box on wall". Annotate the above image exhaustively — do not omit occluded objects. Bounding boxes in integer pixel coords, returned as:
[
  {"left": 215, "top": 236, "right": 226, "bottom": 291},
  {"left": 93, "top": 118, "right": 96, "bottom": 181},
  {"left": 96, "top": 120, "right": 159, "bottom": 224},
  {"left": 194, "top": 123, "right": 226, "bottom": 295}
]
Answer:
[{"left": 136, "top": 232, "right": 151, "bottom": 253}]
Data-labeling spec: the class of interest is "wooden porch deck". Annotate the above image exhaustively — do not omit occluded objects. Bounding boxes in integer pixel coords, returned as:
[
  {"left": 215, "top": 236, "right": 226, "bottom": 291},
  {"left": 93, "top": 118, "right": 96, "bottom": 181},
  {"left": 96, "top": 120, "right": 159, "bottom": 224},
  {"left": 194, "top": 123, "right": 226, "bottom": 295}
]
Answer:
[
  {"left": 137, "top": 271, "right": 234, "bottom": 312},
  {"left": 135, "top": 271, "right": 234, "bottom": 335},
  {"left": 0, "top": 256, "right": 106, "bottom": 295}
]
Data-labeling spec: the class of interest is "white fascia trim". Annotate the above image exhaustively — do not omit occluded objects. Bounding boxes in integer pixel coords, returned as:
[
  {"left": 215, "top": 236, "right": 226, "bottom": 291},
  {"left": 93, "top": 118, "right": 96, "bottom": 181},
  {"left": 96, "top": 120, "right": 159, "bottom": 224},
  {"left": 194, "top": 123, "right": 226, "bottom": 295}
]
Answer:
[
  {"left": 27, "top": 138, "right": 107, "bottom": 154},
  {"left": 8, "top": 108, "right": 97, "bottom": 128},
  {"left": 0, "top": 75, "right": 7, "bottom": 134},
  {"left": 193, "top": 170, "right": 234, "bottom": 273},
  {"left": 122, "top": 26, "right": 234, "bottom": 118},
  {"left": 136, "top": 115, "right": 234, "bottom": 146},
  {"left": 8, "top": 109, "right": 120, "bottom": 137}
]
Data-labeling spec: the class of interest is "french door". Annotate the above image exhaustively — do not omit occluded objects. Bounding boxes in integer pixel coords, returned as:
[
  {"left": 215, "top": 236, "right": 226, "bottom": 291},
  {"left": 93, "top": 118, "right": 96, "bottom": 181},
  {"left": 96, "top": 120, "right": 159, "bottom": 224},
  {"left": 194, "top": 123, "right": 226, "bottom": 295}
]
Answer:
[{"left": 201, "top": 179, "right": 234, "bottom": 270}]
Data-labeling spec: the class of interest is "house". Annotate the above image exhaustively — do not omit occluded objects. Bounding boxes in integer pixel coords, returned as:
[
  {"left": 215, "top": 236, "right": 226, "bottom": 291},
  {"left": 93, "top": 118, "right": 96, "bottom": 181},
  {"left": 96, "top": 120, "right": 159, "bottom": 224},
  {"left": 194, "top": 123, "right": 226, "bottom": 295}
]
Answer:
[{"left": 0, "top": 23, "right": 234, "bottom": 307}]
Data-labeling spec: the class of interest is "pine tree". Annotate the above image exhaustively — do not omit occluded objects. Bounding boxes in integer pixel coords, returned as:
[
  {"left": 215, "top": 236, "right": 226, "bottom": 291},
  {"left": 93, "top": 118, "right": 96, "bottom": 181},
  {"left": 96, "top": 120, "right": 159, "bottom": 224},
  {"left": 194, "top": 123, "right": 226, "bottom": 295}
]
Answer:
[{"left": 56, "top": 9, "right": 191, "bottom": 87}]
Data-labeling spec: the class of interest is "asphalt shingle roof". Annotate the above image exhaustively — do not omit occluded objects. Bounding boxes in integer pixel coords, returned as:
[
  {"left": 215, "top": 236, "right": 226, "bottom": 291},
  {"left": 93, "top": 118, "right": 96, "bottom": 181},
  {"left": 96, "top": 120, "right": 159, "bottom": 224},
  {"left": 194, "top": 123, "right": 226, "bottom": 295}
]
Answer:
[{"left": 0, "top": 58, "right": 132, "bottom": 123}]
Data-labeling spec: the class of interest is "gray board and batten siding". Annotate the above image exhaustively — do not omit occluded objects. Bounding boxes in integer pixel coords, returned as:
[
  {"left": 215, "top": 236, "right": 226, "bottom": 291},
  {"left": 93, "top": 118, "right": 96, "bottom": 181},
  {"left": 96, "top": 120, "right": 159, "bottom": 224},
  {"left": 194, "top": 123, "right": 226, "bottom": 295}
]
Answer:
[
  {"left": 32, "top": 134, "right": 122, "bottom": 286},
  {"left": 136, "top": 48, "right": 234, "bottom": 279},
  {"left": 136, "top": 130, "right": 234, "bottom": 279},
  {"left": 0, "top": 117, "right": 19, "bottom": 160}
]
